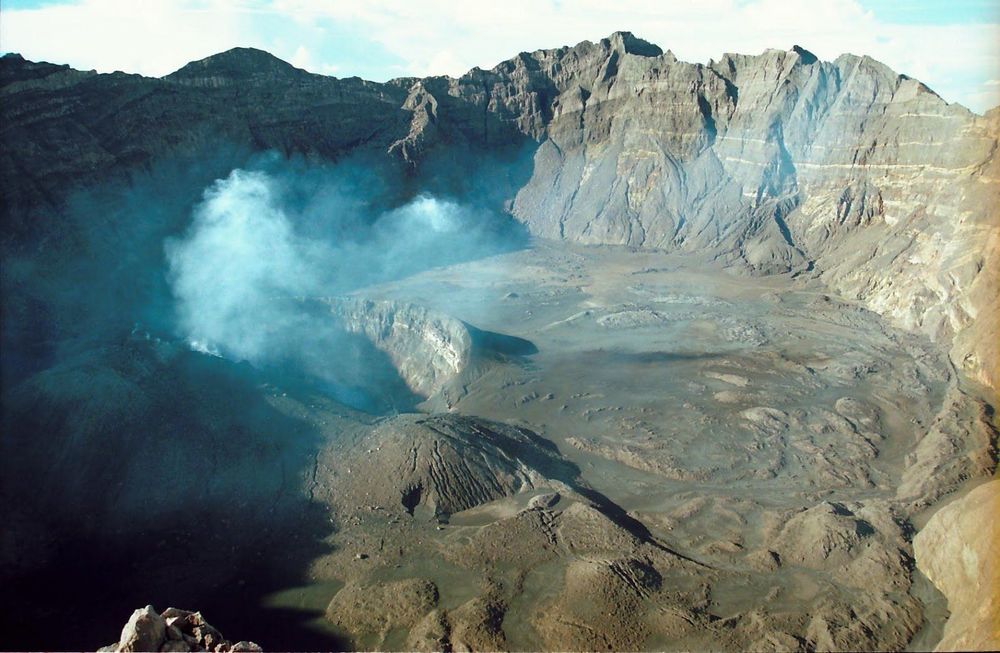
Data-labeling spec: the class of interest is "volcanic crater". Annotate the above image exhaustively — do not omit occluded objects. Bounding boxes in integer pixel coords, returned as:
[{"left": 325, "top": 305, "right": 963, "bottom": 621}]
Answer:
[{"left": 1, "top": 31, "right": 998, "bottom": 652}]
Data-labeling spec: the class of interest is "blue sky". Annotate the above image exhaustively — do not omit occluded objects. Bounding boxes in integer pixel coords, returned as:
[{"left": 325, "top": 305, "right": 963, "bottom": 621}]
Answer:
[
  {"left": 858, "top": 0, "right": 999, "bottom": 24},
  {"left": 2, "top": 0, "right": 998, "bottom": 112}
]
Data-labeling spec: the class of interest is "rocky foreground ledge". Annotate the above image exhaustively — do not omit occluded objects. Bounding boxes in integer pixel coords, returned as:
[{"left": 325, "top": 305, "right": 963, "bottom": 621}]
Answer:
[{"left": 98, "top": 606, "right": 261, "bottom": 653}]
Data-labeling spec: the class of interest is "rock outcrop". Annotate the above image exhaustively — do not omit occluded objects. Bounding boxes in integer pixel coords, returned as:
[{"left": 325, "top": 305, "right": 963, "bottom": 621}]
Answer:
[
  {"left": 914, "top": 480, "right": 1000, "bottom": 652},
  {"left": 100, "top": 606, "right": 261, "bottom": 653},
  {"left": 313, "top": 296, "right": 536, "bottom": 405},
  {"left": 493, "top": 37, "right": 999, "bottom": 389},
  {"left": 324, "top": 413, "right": 577, "bottom": 518},
  {"left": 319, "top": 297, "right": 473, "bottom": 399},
  {"left": 2, "top": 34, "right": 996, "bottom": 389}
]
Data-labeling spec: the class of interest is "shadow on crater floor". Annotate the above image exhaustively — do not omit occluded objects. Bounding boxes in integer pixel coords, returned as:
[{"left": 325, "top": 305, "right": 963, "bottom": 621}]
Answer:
[{"left": 0, "top": 336, "right": 349, "bottom": 651}]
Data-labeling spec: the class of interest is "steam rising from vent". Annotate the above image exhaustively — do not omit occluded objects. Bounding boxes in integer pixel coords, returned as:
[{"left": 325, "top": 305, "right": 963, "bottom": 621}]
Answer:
[
  {"left": 167, "top": 170, "right": 315, "bottom": 362},
  {"left": 165, "top": 164, "right": 522, "bottom": 409}
]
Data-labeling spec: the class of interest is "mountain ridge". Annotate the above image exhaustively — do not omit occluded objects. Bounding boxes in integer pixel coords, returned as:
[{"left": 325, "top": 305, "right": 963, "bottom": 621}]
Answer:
[
  {"left": 1, "top": 33, "right": 997, "bottom": 391},
  {"left": 164, "top": 46, "right": 313, "bottom": 86},
  {"left": 1, "top": 33, "right": 998, "bottom": 652}
]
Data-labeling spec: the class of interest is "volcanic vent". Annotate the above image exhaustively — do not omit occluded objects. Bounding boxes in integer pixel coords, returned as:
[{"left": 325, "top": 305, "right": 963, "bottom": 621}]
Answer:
[{"left": 311, "top": 296, "right": 536, "bottom": 410}]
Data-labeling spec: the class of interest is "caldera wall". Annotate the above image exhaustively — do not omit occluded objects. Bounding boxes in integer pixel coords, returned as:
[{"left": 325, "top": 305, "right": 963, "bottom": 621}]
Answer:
[{"left": 3, "top": 34, "right": 996, "bottom": 390}]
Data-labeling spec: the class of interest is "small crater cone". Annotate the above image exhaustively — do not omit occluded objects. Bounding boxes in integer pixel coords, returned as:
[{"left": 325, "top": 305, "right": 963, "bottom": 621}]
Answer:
[{"left": 332, "top": 414, "right": 574, "bottom": 518}]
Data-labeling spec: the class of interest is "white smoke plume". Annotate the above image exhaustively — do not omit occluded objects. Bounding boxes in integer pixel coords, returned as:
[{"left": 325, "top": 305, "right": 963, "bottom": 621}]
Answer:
[{"left": 165, "top": 162, "right": 522, "bottom": 408}]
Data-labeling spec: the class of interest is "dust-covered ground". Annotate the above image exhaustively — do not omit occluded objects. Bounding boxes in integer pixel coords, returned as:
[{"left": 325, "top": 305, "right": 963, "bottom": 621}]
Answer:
[{"left": 240, "top": 242, "right": 996, "bottom": 651}]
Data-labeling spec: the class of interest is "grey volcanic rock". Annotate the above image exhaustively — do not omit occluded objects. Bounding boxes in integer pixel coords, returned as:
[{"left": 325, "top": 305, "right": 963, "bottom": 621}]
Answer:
[
  {"left": 313, "top": 296, "right": 536, "bottom": 405},
  {"left": 2, "top": 33, "right": 996, "bottom": 388},
  {"left": 319, "top": 297, "right": 473, "bottom": 399},
  {"left": 0, "top": 49, "right": 411, "bottom": 228},
  {"left": 770, "top": 500, "right": 912, "bottom": 591},
  {"left": 165, "top": 47, "right": 311, "bottom": 88},
  {"left": 534, "top": 556, "right": 663, "bottom": 650},
  {"left": 496, "top": 37, "right": 999, "bottom": 387},
  {"left": 914, "top": 480, "right": 1000, "bottom": 652},
  {"left": 325, "top": 413, "right": 576, "bottom": 518},
  {"left": 896, "top": 386, "right": 998, "bottom": 508},
  {"left": 0, "top": 52, "right": 96, "bottom": 93}
]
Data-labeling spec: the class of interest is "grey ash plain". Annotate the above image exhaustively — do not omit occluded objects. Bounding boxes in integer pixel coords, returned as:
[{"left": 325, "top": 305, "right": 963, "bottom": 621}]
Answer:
[{"left": 0, "top": 32, "right": 997, "bottom": 652}]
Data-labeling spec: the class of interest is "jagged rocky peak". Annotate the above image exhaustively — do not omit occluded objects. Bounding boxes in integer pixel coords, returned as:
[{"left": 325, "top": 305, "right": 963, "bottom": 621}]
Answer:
[
  {"left": 489, "top": 31, "right": 666, "bottom": 84},
  {"left": 601, "top": 31, "right": 664, "bottom": 57},
  {"left": 1, "top": 52, "right": 25, "bottom": 66},
  {"left": 0, "top": 52, "right": 97, "bottom": 92},
  {"left": 164, "top": 47, "right": 310, "bottom": 86},
  {"left": 790, "top": 44, "right": 818, "bottom": 64}
]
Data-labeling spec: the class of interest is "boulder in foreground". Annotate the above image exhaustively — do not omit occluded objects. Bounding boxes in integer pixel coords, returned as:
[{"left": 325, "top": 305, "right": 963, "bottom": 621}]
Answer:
[{"left": 99, "top": 606, "right": 262, "bottom": 653}]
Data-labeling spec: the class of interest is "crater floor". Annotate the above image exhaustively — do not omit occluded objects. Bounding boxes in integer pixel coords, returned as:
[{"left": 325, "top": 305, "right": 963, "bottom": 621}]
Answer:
[{"left": 254, "top": 242, "right": 994, "bottom": 651}]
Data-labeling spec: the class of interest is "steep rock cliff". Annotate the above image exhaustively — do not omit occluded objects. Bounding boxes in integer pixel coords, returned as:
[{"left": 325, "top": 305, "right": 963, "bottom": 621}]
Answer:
[
  {"left": 914, "top": 480, "right": 1000, "bottom": 651},
  {"left": 1, "top": 33, "right": 997, "bottom": 388}
]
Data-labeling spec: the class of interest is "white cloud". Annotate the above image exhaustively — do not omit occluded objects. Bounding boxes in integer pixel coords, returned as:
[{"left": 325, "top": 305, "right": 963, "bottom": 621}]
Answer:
[
  {"left": 0, "top": 0, "right": 328, "bottom": 76},
  {"left": 289, "top": 44, "right": 311, "bottom": 69},
  {"left": 288, "top": 43, "right": 338, "bottom": 74},
  {"left": 1, "top": 0, "right": 998, "bottom": 112},
  {"left": 0, "top": 0, "right": 249, "bottom": 76}
]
